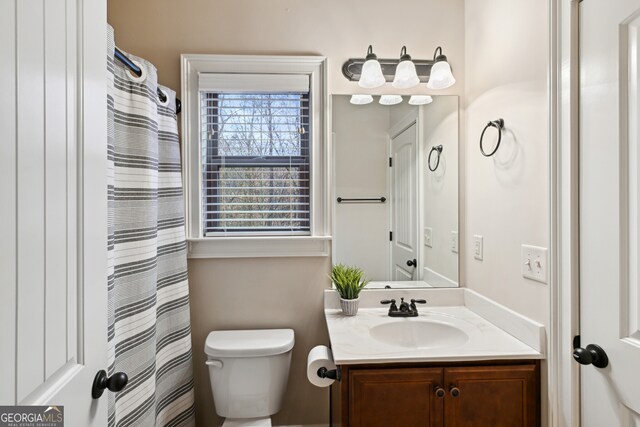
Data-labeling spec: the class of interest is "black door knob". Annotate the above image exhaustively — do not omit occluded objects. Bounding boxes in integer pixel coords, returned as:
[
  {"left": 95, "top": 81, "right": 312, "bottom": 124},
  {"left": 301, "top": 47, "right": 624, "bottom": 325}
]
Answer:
[
  {"left": 572, "top": 344, "right": 609, "bottom": 368},
  {"left": 406, "top": 259, "right": 417, "bottom": 267},
  {"left": 92, "top": 370, "right": 128, "bottom": 399}
]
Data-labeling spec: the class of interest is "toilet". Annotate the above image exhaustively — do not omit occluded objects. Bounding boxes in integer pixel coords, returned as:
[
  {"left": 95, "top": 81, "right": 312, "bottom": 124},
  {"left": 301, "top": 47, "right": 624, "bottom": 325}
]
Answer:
[{"left": 205, "top": 329, "right": 295, "bottom": 426}]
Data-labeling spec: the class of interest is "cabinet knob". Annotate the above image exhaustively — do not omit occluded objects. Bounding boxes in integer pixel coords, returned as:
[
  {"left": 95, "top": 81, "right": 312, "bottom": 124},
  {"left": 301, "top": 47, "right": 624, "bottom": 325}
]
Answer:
[
  {"left": 450, "top": 386, "right": 460, "bottom": 398},
  {"left": 435, "top": 387, "right": 445, "bottom": 398}
]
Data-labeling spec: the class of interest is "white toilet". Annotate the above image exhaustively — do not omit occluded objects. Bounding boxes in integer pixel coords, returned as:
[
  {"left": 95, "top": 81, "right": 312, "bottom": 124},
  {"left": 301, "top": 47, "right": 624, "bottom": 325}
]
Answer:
[{"left": 205, "top": 329, "right": 295, "bottom": 427}]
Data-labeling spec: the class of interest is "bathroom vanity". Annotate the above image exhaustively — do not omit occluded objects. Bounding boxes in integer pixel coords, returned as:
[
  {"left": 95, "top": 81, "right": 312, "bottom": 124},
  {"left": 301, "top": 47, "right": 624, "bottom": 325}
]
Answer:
[
  {"left": 323, "top": 289, "right": 544, "bottom": 426},
  {"left": 338, "top": 360, "right": 539, "bottom": 426}
]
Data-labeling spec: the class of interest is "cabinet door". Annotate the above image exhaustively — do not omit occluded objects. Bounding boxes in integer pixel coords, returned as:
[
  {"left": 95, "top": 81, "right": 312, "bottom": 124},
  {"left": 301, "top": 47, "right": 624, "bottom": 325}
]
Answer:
[
  {"left": 444, "top": 364, "right": 539, "bottom": 427},
  {"left": 349, "top": 368, "right": 444, "bottom": 427}
]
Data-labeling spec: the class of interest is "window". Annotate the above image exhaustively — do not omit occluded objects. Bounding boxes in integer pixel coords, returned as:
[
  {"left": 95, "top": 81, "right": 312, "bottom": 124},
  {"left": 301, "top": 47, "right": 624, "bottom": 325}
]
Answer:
[
  {"left": 202, "top": 91, "right": 310, "bottom": 235},
  {"left": 182, "top": 55, "right": 330, "bottom": 257}
]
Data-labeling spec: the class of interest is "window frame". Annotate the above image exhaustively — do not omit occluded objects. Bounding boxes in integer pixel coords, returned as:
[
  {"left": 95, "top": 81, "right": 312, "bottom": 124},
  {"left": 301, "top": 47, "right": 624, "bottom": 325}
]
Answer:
[{"left": 181, "top": 54, "right": 331, "bottom": 258}]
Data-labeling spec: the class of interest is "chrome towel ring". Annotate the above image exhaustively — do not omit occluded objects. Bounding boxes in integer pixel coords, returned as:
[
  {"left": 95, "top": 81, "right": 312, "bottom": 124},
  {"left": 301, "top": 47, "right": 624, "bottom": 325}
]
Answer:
[
  {"left": 428, "top": 145, "right": 443, "bottom": 172},
  {"left": 479, "top": 118, "right": 505, "bottom": 157}
]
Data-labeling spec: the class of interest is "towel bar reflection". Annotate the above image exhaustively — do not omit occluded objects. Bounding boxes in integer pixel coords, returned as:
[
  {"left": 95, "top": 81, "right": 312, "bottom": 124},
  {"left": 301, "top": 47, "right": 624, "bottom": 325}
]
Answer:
[
  {"left": 479, "top": 118, "right": 504, "bottom": 157},
  {"left": 337, "top": 197, "right": 386, "bottom": 203}
]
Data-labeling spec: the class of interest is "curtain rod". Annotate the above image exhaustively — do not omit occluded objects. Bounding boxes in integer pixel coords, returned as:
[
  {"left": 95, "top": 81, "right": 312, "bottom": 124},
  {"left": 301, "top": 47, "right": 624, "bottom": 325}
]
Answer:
[{"left": 114, "top": 47, "right": 181, "bottom": 114}]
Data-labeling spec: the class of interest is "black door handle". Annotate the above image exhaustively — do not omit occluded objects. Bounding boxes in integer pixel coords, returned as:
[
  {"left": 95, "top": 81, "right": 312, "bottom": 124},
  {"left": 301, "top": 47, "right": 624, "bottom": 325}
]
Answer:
[
  {"left": 92, "top": 370, "right": 128, "bottom": 399},
  {"left": 573, "top": 344, "right": 609, "bottom": 368},
  {"left": 406, "top": 259, "right": 417, "bottom": 267}
]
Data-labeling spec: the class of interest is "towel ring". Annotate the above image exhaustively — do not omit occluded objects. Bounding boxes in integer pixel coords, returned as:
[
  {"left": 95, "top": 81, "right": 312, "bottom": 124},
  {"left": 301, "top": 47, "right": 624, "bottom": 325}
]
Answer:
[
  {"left": 479, "top": 118, "right": 505, "bottom": 157},
  {"left": 428, "top": 145, "right": 443, "bottom": 172}
]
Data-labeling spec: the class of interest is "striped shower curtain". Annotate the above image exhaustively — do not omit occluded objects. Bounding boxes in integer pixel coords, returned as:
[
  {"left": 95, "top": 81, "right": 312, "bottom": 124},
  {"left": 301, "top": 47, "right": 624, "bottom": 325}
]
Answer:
[{"left": 106, "top": 26, "right": 195, "bottom": 427}]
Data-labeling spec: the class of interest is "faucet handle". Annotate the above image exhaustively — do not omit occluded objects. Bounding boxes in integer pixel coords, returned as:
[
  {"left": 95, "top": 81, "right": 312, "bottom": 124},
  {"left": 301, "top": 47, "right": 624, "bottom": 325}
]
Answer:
[
  {"left": 411, "top": 299, "right": 427, "bottom": 304},
  {"left": 380, "top": 299, "right": 398, "bottom": 312}
]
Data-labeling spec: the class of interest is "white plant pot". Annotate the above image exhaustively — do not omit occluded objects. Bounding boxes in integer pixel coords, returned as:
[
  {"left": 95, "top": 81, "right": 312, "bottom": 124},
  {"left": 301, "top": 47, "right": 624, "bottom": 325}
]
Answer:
[{"left": 340, "top": 297, "right": 360, "bottom": 316}]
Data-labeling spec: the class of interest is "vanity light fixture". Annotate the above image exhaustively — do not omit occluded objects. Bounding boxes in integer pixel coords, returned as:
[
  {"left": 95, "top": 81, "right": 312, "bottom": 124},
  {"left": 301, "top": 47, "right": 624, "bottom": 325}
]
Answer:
[
  {"left": 392, "top": 46, "right": 420, "bottom": 89},
  {"left": 426, "top": 46, "right": 456, "bottom": 89},
  {"left": 342, "top": 45, "right": 454, "bottom": 89},
  {"left": 350, "top": 94, "right": 374, "bottom": 105},
  {"left": 379, "top": 95, "right": 403, "bottom": 106},
  {"left": 358, "top": 46, "right": 386, "bottom": 89},
  {"left": 408, "top": 95, "right": 433, "bottom": 105}
]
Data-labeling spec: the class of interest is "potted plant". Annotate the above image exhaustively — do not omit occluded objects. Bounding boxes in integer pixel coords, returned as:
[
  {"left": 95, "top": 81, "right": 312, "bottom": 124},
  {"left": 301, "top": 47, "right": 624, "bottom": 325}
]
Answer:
[{"left": 330, "top": 264, "right": 369, "bottom": 316}]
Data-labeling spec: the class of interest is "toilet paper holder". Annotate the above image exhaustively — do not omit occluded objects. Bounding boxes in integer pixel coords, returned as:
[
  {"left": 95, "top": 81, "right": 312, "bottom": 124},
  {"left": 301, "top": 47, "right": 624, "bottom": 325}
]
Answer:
[{"left": 317, "top": 366, "right": 341, "bottom": 381}]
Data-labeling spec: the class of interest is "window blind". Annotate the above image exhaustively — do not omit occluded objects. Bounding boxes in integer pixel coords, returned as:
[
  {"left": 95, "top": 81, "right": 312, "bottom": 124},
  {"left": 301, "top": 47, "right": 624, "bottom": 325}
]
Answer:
[{"left": 200, "top": 79, "right": 311, "bottom": 235}]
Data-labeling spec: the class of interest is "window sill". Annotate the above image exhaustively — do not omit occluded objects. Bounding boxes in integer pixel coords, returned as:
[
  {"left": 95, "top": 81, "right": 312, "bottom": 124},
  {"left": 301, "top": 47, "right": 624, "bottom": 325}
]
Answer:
[{"left": 186, "top": 235, "right": 332, "bottom": 259}]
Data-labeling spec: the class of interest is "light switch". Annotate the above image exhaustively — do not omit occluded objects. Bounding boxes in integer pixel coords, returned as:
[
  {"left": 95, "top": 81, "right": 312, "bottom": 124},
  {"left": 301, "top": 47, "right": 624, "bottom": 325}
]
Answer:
[
  {"left": 451, "top": 231, "right": 458, "bottom": 254},
  {"left": 521, "top": 244, "right": 548, "bottom": 283},
  {"left": 424, "top": 227, "right": 433, "bottom": 248},
  {"left": 473, "top": 235, "right": 483, "bottom": 260}
]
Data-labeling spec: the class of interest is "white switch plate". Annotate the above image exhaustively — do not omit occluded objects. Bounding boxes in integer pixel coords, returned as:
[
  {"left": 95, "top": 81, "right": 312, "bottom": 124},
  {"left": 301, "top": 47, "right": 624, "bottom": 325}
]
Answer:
[
  {"left": 473, "top": 235, "right": 483, "bottom": 260},
  {"left": 451, "top": 231, "right": 458, "bottom": 253},
  {"left": 424, "top": 227, "right": 433, "bottom": 248},
  {"left": 521, "top": 244, "right": 548, "bottom": 283}
]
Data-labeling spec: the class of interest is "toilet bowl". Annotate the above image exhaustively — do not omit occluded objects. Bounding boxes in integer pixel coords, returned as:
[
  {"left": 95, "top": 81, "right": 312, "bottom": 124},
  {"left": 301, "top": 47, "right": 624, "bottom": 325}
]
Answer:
[{"left": 205, "top": 329, "right": 295, "bottom": 427}]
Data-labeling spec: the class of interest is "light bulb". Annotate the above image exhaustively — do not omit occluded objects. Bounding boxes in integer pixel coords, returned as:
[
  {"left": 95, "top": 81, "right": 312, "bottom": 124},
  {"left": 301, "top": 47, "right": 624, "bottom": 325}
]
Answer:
[
  {"left": 379, "top": 95, "right": 403, "bottom": 105},
  {"left": 350, "top": 94, "right": 374, "bottom": 105},
  {"left": 358, "top": 45, "right": 386, "bottom": 89},
  {"left": 408, "top": 95, "right": 433, "bottom": 105}
]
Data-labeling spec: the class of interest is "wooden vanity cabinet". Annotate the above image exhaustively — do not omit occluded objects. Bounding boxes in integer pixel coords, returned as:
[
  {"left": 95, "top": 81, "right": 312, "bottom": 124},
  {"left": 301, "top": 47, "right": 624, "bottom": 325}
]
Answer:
[
  {"left": 349, "top": 368, "right": 444, "bottom": 427},
  {"left": 338, "top": 361, "right": 540, "bottom": 427}
]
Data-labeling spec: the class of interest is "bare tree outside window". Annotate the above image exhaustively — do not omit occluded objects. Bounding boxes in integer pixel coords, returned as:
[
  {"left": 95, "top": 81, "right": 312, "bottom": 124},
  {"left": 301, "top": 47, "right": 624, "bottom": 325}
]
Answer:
[{"left": 202, "top": 92, "right": 311, "bottom": 234}]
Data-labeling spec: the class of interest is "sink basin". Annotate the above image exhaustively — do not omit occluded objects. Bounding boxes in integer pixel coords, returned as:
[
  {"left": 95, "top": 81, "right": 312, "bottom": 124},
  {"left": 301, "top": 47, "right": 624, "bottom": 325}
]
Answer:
[{"left": 369, "top": 320, "right": 469, "bottom": 349}]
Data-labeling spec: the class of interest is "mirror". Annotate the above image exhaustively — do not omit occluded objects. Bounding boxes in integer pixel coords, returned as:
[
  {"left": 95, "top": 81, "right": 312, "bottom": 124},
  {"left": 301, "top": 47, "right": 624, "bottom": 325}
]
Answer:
[{"left": 332, "top": 95, "right": 459, "bottom": 288}]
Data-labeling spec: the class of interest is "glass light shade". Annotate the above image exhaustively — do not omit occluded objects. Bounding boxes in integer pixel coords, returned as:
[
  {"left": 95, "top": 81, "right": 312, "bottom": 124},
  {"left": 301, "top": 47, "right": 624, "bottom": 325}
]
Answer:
[
  {"left": 358, "top": 59, "right": 386, "bottom": 89},
  {"left": 379, "top": 95, "right": 403, "bottom": 106},
  {"left": 350, "top": 94, "right": 374, "bottom": 105},
  {"left": 427, "top": 61, "right": 456, "bottom": 89},
  {"left": 408, "top": 95, "right": 433, "bottom": 105},
  {"left": 392, "top": 60, "right": 420, "bottom": 89}
]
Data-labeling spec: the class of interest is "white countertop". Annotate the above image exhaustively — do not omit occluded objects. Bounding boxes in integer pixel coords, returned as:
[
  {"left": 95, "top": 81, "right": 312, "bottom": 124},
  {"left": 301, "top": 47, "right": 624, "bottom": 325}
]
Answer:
[{"left": 324, "top": 289, "right": 545, "bottom": 365}]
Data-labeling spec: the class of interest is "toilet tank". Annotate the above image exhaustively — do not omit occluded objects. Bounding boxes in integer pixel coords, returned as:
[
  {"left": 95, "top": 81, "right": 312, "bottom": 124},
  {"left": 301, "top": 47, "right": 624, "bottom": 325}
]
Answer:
[{"left": 205, "top": 329, "right": 295, "bottom": 419}]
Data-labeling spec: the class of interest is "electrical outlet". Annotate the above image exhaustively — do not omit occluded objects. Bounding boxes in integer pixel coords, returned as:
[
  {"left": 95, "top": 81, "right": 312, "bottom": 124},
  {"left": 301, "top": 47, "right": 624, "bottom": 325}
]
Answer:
[
  {"left": 521, "top": 244, "right": 548, "bottom": 283},
  {"left": 473, "top": 235, "right": 483, "bottom": 260},
  {"left": 451, "top": 231, "right": 458, "bottom": 253},
  {"left": 424, "top": 227, "right": 433, "bottom": 248}
]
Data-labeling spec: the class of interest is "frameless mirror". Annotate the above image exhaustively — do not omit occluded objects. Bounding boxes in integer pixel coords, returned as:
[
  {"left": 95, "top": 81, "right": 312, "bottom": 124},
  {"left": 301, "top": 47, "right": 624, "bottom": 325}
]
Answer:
[{"left": 332, "top": 95, "right": 459, "bottom": 288}]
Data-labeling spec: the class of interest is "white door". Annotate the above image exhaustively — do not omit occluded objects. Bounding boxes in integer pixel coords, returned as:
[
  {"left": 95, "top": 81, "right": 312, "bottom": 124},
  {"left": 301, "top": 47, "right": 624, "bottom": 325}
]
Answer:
[
  {"left": 0, "top": 0, "right": 109, "bottom": 425},
  {"left": 390, "top": 121, "right": 419, "bottom": 281},
  {"left": 580, "top": 0, "right": 640, "bottom": 424}
]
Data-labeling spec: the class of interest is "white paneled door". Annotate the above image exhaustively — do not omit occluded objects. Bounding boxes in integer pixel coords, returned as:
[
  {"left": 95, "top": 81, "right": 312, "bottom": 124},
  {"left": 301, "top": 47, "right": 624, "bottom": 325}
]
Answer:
[
  {"left": 580, "top": 0, "right": 640, "bottom": 424},
  {"left": 390, "top": 120, "right": 419, "bottom": 281},
  {"left": 0, "top": 0, "right": 108, "bottom": 425}
]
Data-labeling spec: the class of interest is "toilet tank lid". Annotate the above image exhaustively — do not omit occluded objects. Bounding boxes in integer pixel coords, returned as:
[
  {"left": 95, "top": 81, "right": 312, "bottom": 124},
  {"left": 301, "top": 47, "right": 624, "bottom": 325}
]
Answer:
[{"left": 205, "top": 329, "right": 295, "bottom": 357}]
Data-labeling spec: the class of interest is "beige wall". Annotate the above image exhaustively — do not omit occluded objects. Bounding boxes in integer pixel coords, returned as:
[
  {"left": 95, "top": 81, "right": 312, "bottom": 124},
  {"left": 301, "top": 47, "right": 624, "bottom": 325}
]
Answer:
[
  {"left": 107, "top": 0, "right": 465, "bottom": 97},
  {"left": 463, "top": 0, "right": 549, "bottom": 327},
  {"left": 107, "top": 0, "right": 465, "bottom": 425},
  {"left": 189, "top": 257, "right": 331, "bottom": 426}
]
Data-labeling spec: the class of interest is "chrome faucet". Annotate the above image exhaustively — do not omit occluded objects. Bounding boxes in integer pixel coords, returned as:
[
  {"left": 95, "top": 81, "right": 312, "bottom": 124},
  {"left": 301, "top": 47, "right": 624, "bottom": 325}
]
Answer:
[{"left": 380, "top": 297, "right": 427, "bottom": 317}]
